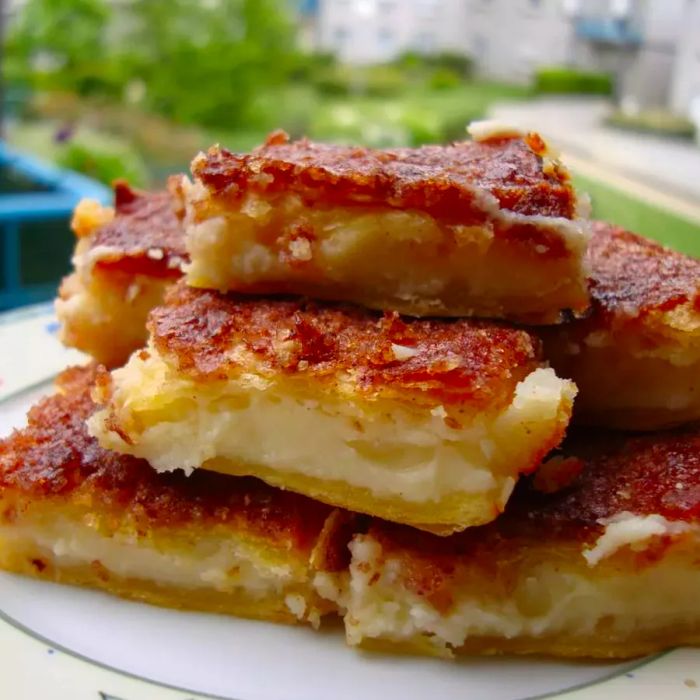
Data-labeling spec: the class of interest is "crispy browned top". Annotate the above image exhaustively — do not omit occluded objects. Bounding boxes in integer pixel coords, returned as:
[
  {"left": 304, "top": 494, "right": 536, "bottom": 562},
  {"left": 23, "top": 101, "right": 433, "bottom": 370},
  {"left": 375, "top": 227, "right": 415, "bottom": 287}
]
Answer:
[
  {"left": 89, "top": 182, "right": 187, "bottom": 278},
  {"left": 372, "top": 426, "right": 700, "bottom": 564},
  {"left": 0, "top": 365, "right": 336, "bottom": 556},
  {"left": 193, "top": 131, "right": 576, "bottom": 220},
  {"left": 150, "top": 283, "right": 542, "bottom": 408},
  {"left": 587, "top": 221, "right": 700, "bottom": 320},
  {"left": 523, "top": 429, "right": 700, "bottom": 525}
]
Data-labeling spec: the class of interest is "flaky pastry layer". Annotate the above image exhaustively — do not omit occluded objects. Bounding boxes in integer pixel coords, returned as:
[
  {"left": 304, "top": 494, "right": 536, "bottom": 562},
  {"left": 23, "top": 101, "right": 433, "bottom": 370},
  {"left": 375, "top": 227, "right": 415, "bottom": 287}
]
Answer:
[
  {"left": 89, "top": 287, "right": 575, "bottom": 531},
  {"left": 541, "top": 222, "right": 700, "bottom": 429},
  {"left": 56, "top": 182, "right": 186, "bottom": 367},
  {"left": 90, "top": 349, "right": 573, "bottom": 532},
  {"left": 0, "top": 366, "right": 346, "bottom": 625},
  {"left": 57, "top": 269, "right": 172, "bottom": 369},
  {"left": 182, "top": 126, "right": 590, "bottom": 323}
]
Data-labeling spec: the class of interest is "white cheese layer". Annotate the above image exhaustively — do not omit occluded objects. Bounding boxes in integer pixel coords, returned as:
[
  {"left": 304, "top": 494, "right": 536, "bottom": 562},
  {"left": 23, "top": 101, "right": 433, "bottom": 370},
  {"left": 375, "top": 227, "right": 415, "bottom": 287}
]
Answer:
[
  {"left": 0, "top": 519, "right": 298, "bottom": 596},
  {"left": 583, "top": 512, "right": 694, "bottom": 566},
  {"left": 330, "top": 532, "right": 700, "bottom": 656},
  {"left": 89, "top": 348, "right": 574, "bottom": 504}
]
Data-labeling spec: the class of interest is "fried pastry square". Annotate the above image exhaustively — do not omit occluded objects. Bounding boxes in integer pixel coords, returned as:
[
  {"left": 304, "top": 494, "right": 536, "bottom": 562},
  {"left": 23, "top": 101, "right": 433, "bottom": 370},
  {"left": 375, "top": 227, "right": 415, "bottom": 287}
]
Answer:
[
  {"left": 0, "top": 365, "right": 346, "bottom": 625},
  {"left": 542, "top": 222, "right": 700, "bottom": 429},
  {"left": 56, "top": 181, "right": 186, "bottom": 368},
  {"left": 89, "top": 283, "right": 576, "bottom": 534},
  {"left": 181, "top": 124, "right": 590, "bottom": 323},
  {"left": 318, "top": 428, "right": 700, "bottom": 658}
]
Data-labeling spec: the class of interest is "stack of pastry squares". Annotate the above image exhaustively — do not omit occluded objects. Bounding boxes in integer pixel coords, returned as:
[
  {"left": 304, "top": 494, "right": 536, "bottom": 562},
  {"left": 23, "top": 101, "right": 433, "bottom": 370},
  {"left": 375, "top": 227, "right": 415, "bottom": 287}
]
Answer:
[{"left": 2, "top": 122, "right": 700, "bottom": 659}]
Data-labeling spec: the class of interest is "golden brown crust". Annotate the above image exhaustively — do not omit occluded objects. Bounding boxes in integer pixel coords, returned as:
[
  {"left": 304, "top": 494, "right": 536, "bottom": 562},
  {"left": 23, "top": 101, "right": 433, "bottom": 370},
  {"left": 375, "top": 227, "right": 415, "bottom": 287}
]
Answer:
[
  {"left": 537, "top": 222, "right": 700, "bottom": 431},
  {"left": 0, "top": 365, "right": 339, "bottom": 559},
  {"left": 192, "top": 132, "right": 577, "bottom": 222},
  {"left": 586, "top": 221, "right": 700, "bottom": 322},
  {"left": 525, "top": 429, "right": 700, "bottom": 525},
  {"left": 88, "top": 181, "right": 187, "bottom": 278},
  {"left": 149, "top": 282, "right": 542, "bottom": 408},
  {"left": 368, "top": 426, "right": 700, "bottom": 602}
]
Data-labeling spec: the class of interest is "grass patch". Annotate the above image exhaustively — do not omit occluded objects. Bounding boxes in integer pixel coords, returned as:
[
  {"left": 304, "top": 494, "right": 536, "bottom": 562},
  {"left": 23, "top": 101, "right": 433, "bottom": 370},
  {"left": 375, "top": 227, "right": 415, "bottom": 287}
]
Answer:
[
  {"left": 534, "top": 66, "right": 613, "bottom": 96},
  {"left": 606, "top": 109, "right": 695, "bottom": 140},
  {"left": 573, "top": 173, "right": 700, "bottom": 257},
  {"left": 309, "top": 82, "right": 531, "bottom": 147}
]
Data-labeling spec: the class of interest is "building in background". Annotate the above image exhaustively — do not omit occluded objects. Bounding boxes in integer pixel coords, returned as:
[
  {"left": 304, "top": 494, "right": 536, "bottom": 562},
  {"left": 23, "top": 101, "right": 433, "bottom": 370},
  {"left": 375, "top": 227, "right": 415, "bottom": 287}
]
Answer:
[
  {"left": 567, "top": 0, "right": 685, "bottom": 113},
  {"left": 463, "top": 0, "right": 575, "bottom": 85},
  {"left": 314, "top": 0, "right": 468, "bottom": 64},
  {"left": 297, "top": 0, "right": 321, "bottom": 51},
  {"left": 671, "top": 0, "right": 700, "bottom": 124},
  {"left": 466, "top": 0, "right": 685, "bottom": 114},
  {"left": 312, "top": 0, "right": 699, "bottom": 119}
]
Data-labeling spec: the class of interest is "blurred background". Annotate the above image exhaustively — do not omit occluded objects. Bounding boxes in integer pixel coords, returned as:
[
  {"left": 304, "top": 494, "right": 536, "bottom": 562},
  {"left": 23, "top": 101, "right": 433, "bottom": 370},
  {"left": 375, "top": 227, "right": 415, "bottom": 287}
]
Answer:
[{"left": 0, "top": 0, "right": 698, "bottom": 309}]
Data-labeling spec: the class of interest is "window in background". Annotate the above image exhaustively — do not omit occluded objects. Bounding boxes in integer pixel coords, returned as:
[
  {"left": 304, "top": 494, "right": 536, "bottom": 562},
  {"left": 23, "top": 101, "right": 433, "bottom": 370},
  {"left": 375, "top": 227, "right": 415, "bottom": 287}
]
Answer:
[
  {"left": 417, "top": 0, "right": 439, "bottom": 13},
  {"left": 562, "top": 0, "right": 581, "bottom": 16},
  {"left": 378, "top": 28, "right": 394, "bottom": 51},
  {"left": 610, "top": 0, "right": 632, "bottom": 18},
  {"left": 355, "top": 0, "right": 377, "bottom": 17},
  {"left": 414, "top": 32, "right": 436, "bottom": 53}
]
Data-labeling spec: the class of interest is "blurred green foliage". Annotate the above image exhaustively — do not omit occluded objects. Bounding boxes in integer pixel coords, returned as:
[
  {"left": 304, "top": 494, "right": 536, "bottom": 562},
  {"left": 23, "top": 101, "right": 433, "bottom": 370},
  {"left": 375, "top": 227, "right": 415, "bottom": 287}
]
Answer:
[
  {"left": 606, "top": 109, "right": 696, "bottom": 140},
  {"left": 534, "top": 66, "right": 613, "bottom": 95},
  {"left": 308, "top": 83, "right": 527, "bottom": 147},
  {"left": 7, "top": 120, "right": 149, "bottom": 187},
  {"left": 5, "top": 0, "right": 530, "bottom": 185},
  {"left": 309, "top": 52, "right": 474, "bottom": 98},
  {"left": 428, "top": 68, "right": 464, "bottom": 91},
  {"left": 394, "top": 51, "right": 474, "bottom": 79},
  {"left": 57, "top": 139, "right": 149, "bottom": 188},
  {"left": 311, "top": 64, "right": 409, "bottom": 97},
  {"left": 7, "top": 0, "right": 300, "bottom": 128},
  {"left": 15, "top": 79, "right": 528, "bottom": 184},
  {"left": 5, "top": 0, "right": 115, "bottom": 94}
]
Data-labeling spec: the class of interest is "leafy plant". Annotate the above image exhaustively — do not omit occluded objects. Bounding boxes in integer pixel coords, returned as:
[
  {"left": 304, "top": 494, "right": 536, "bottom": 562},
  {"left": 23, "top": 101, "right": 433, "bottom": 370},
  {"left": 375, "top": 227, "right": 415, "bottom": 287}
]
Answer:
[
  {"left": 7, "top": 0, "right": 303, "bottom": 129},
  {"left": 394, "top": 51, "right": 473, "bottom": 79},
  {"left": 6, "top": 0, "right": 113, "bottom": 95},
  {"left": 534, "top": 66, "right": 613, "bottom": 95},
  {"left": 428, "top": 68, "right": 463, "bottom": 91},
  {"left": 312, "top": 64, "right": 408, "bottom": 97},
  {"left": 56, "top": 137, "right": 149, "bottom": 187}
]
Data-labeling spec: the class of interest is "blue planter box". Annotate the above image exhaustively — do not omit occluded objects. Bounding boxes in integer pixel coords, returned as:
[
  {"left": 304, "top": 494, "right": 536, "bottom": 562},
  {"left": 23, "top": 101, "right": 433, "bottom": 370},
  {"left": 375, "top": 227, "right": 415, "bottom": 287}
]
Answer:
[{"left": 0, "top": 142, "right": 111, "bottom": 310}]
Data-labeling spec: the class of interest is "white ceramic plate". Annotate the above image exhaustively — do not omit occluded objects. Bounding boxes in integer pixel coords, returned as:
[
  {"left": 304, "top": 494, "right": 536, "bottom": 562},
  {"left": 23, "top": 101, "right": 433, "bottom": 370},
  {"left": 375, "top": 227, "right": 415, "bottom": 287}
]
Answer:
[{"left": 0, "top": 303, "right": 698, "bottom": 700}]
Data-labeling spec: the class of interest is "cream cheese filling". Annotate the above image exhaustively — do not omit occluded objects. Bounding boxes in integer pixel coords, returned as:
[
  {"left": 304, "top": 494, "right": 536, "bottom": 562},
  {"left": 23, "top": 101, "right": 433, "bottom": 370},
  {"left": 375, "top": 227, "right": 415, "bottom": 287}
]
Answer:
[
  {"left": 330, "top": 532, "right": 700, "bottom": 655},
  {"left": 583, "top": 512, "right": 695, "bottom": 566},
  {"left": 0, "top": 520, "right": 299, "bottom": 596},
  {"left": 89, "top": 350, "right": 574, "bottom": 504}
]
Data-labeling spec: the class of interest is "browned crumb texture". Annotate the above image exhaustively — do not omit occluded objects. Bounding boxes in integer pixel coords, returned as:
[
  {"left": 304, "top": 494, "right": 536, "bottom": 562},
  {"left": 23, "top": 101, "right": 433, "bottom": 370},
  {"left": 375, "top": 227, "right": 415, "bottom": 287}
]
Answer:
[
  {"left": 369, "top": 426, "right": 700, "bottom": 602},
  {"left": 88, "top": 180, "right": 187, "bottom": 277},
  {"left": 0, "top": 365, "right": 345, "bottom": 561},
  {"left": 149, "top": 282, "right": 542, "bottom": 408},
  {"left": 586, "top": 221, "right": 700, "bottom": 322},
  {"left": 193, "top": 131, "right": 576, "bottom": 222}
]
